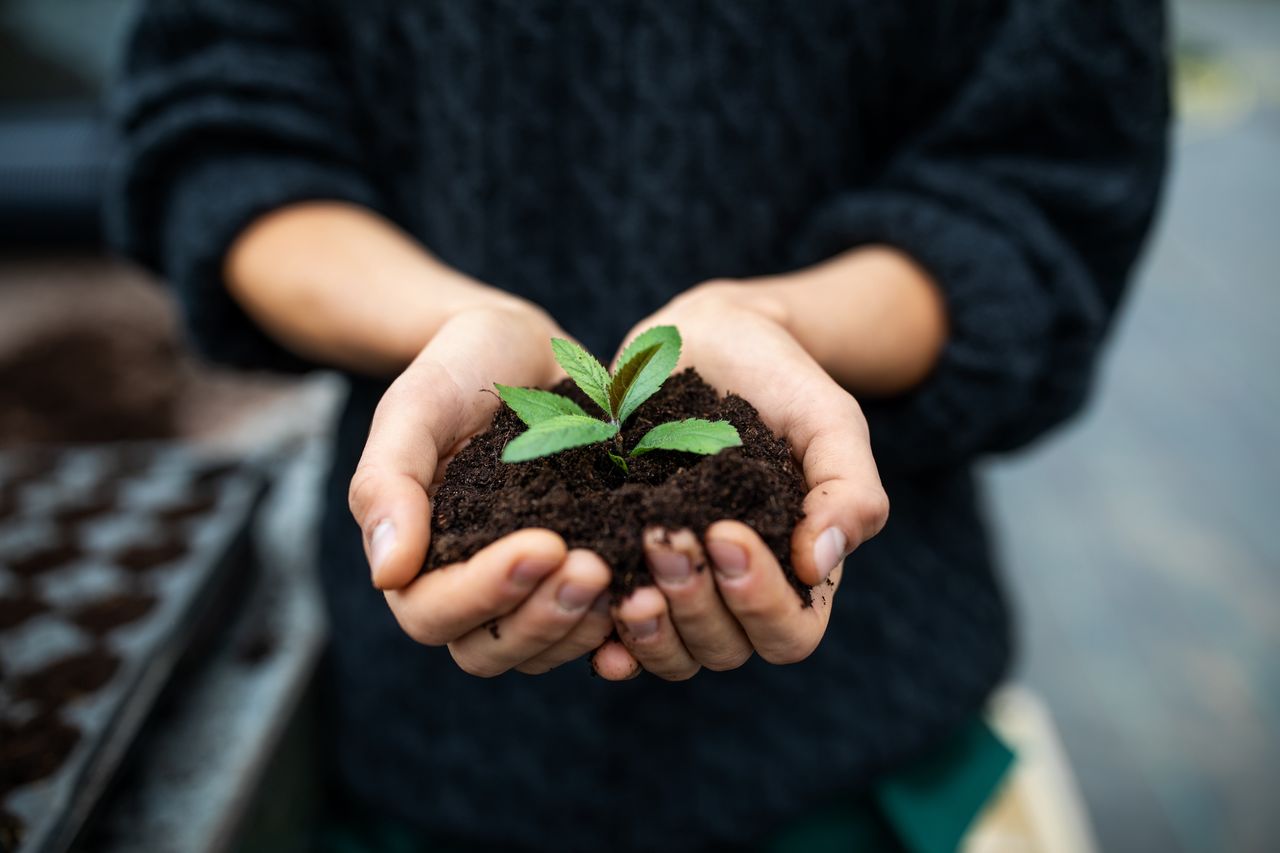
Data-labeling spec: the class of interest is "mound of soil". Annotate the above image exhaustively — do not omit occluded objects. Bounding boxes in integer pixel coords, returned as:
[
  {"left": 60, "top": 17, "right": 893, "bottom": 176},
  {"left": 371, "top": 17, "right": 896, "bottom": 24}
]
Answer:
[
  {"left": 14, "top": 649, "right": 121, "bottom": 708},
  {"left": 0, "top": 714, "right": 80, "bottom": 798},
  {"left": 0, "top": 594, "right": 47, "bottom": 631},
  {"left": 114, "top": 540, "right": 188, "bottom": 573},
  {"left": 9, "top": 542, "right": 83, "bottom": 578},
  {"left": 52, "top": 492, "right": 120, "bottom": 526},
  {"left": 155, "top": 491, "right": 218, "bottom": 523},
  {"left": 0, "top": 326, "right": 182, "bottom": 446},
  {"left": 0, "top": 807, "right": 24, "bottom": 851},
  {"left": 426, "top": 370, "right": 810, "bottom": 602},
  {"left": 70, "top": 594, "right": 157, "bottom": 637}
]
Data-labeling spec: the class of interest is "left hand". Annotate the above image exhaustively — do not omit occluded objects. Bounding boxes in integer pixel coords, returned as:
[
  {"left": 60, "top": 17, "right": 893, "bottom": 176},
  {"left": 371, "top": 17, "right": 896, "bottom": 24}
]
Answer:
[{"left": 591, "top": 282, "right": 890, "bottom": 680}]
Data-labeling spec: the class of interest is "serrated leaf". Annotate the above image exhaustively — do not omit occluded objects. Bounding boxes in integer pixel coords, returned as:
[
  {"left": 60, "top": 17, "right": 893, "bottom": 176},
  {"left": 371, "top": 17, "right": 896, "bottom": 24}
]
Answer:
[
  {"left": 550, "top": 338, "right": 613, "bottom": 417},
  {"left": 610, "top": 325, "right": 681, "bottom": 424},
  {"left": 501, "top": 415, "right": 618, "bottom": 463},
  {"left": 607, "top": 343, "right": 661, "bottom": 418},
  {"left": 630, "top": 418, "right": 742, "bottom": 457},
  {"left": 495, "top": 384, "right": 588, "bottom": 426}
]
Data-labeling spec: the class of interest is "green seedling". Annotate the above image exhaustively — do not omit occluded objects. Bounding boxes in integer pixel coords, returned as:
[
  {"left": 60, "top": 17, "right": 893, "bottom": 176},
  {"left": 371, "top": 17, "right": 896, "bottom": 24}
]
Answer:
[{"left": 496, "top": 325, "right": 741, "bottom": 473}]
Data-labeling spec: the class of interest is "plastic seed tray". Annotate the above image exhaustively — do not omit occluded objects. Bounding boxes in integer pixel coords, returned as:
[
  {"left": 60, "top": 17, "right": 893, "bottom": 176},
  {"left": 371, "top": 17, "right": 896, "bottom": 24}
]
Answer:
[{"left": 0, "top": 445, "right": 264, "bottom": 853}]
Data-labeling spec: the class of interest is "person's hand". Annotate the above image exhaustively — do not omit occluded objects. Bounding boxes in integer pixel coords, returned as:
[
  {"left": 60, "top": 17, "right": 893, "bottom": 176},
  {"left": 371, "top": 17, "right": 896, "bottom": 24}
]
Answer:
[
  {"left": 592, "top": 282, "right": 890, "bottom": 681},
  {"left": 350, "top": 303, "right": 615, "bottom": 676}
]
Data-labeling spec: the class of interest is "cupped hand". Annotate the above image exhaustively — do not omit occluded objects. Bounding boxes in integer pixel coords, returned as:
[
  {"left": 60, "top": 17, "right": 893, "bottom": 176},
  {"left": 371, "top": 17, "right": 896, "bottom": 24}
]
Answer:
[
  {"left": 592, "top": 283, "right": 890, "bottom": 681},
  {"left": 350, "top": 304, "right": 615, "bottom": 676}
]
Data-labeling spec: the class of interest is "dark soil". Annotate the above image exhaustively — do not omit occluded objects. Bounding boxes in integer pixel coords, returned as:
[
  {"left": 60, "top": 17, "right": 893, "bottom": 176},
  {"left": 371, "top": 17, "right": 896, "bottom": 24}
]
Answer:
[
  {"left": 3, "top": 452, "right": 57, "bottom": 482},
  {"left": 70, "top": 594, "right": 157, "bottom": 636},
  {"left": 108, "top": 446, "right": 158, "bottom": 476},
  {"left": 0, "top": 326, "right": 182, "bottom": 446},
  {"left": 8, "top": 542, "right": 83, "bottom": 578},
  {"left": 236, "top": 627, "right": 276, "bottom": 665},
  {"left": 113, "top": 540, "right": 188, "bottom": 572},
  {"left": 426, "top": 370, "right": 810, "bottom": 602},
  {"left": 0, "top": 594, "right": 47, "bottom": 631},
  {"left": 192, "top": 462, "right": 237, "bottom": 488},
  {"left": 0, "top": 713, "right": 81, "bottom": 798},
  {"left": 14, "top": 648, "right": 121, "bottom": 708},
  {"left": 0, "top": 806, "right": 24, "bottom": 851},
  {"left": 53, "top": 492, "right": 120, "bottom": 526},
  {"left": 155, "top": 491, "right": 218, "bottom": 523}
]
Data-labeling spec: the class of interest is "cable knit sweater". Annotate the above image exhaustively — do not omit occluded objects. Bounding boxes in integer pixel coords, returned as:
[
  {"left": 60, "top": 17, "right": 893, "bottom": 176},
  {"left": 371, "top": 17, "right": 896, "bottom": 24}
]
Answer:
[{"left": 107, "top": 2, "right": 1168, "bottom": 850}]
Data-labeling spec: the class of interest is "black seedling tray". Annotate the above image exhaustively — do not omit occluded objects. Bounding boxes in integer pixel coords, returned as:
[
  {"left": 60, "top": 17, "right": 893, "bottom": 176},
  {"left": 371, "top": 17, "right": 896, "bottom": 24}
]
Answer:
[{"left": 0, "top": 445, "right": 264, "bottom": 853}]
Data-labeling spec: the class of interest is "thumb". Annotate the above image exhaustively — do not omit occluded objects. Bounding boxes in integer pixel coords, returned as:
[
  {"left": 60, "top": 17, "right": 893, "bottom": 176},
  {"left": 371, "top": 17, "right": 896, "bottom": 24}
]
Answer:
[
  {"left": 348, "top": 306, "right": 567, "bottom": 589},
  {"left": 349, "top": 359, "right": 478, "bottom": 590},
  {"left": 786, "top": 384, "right": 890, "bottom": 587},
  {"left": 349, "top": 466, "right": 434, "bottom": 590}
]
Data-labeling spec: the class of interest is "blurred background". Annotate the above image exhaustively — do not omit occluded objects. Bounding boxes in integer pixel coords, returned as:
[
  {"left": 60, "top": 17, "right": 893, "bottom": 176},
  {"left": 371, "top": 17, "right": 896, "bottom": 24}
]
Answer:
[{"left": 0, "top": 0, "right": 1276, "bottom": 851}]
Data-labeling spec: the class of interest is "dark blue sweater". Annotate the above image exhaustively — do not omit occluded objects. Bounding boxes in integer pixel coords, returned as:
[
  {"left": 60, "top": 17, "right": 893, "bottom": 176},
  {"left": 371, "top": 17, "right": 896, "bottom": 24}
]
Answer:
[{"left": 107, "top": 2, "right": 1167, "bottom": 850}]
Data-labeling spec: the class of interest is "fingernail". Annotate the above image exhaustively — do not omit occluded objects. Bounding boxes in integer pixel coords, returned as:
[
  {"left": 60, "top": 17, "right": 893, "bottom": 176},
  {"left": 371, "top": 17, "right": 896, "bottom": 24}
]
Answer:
[
  {"left": 813, "top": 526, "right": 849, "bottom": 582},
  {"left": 511, "top": 558, "right": 552, "bottom": 587},
  {"left": 557, "top": 582, "right": 597, "bottom": 612},
  {"left": 707, "top": 540, "right": 748, "bottom": 578},
  {"left": 649, "top": 548, "right": 692, "bottom": 585},
  {"left": 627, "top": 618, "right": 659, "bottom": 639},
  {"left": 369, "top": 520, "right": 396, "bottom": 580}
]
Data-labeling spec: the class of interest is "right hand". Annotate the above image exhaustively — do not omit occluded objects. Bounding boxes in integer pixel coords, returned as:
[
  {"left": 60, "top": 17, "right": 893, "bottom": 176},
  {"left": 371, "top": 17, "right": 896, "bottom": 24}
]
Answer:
[{"left": 349, "top": 303, "right": 615, "bottom": 676}]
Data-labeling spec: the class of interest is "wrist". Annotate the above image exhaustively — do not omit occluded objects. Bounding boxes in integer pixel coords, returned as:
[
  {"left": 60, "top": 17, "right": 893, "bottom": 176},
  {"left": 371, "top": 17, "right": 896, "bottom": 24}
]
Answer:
[
  {"left": 659, "top": 279, "right": 791, "bottom": 331},
  {"left": 397, "top": 273, "right": 536, "bottom": 359},
  {"left": 748, "top": 247, "right": 948, "bottom": 396},
  {"left": 226, "top": 201, "right": 550, "bottom": 376}
]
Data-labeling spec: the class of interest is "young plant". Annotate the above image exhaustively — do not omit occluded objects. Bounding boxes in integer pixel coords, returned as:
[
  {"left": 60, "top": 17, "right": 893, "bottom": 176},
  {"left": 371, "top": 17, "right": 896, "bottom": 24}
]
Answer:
[{"left": 496, "top": 326, "right": 741, "bottom": 473}]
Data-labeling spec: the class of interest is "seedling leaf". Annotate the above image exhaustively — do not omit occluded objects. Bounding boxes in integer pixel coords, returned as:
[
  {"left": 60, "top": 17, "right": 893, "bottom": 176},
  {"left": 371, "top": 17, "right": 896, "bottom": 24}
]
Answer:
[
  {"left": 498, "top": 326, "right": 733, "bottom": 470},
  {"left": 630, "top": 418, "right": 742, "bottom": 457},
  {"left": 550, "top": 338, "right": 613, "bottom": 417},
  {"left": 611, "top": 325, "right": 681, "bottom": 424},
  {"left": 501, "top": 415, "right": 618, "bottom": 463},
  {"left": 607, "top": 343, "right": 661, "bottom": 419},
  {"left": 495, "top": 384, "right": 588, "bottom": 426}
]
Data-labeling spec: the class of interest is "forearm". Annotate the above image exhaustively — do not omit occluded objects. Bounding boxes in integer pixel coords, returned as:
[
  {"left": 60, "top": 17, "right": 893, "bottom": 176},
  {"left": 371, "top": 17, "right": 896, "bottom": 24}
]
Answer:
[
  {"left": 753, "top": 246, "right": 948, "bottom": 397},
  {"left": 224, "top": 202, "right": 522, "bottom": 376}
]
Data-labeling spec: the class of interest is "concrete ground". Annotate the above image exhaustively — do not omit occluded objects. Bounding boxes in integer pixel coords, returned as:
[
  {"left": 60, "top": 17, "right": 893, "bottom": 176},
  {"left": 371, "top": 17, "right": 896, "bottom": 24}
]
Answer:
[{"left": 983, "top": 2, "right": 1280, "bottom": 850}]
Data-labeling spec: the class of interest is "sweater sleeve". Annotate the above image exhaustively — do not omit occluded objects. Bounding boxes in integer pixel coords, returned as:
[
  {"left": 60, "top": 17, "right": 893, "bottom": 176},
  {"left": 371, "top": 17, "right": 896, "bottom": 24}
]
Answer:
[
  {"left": 791, "top": 0, "right": 1169, "bottom": 471},
  {"left": 105, "top": 0, "right": 382, "bottom": 372}
]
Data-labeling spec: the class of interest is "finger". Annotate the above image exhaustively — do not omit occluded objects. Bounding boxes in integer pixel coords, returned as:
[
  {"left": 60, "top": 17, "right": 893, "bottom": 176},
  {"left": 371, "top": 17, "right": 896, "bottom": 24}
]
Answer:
[
  {"left": 517, "top": 592, "right": 614, "bottom": 675},
  {"left": 782, "top": 381, "right": 890, "bottom": 587},
  {"left": 613, "top": 587, "right": 701, "bottom": 681},
  {"left": 449, "top": 548, "right": 612, "bottom": 677},
  {"left": 351, "top": 309, "right": 561, "bottom": 590},
  {"left": 350, "top": 467, "right": 434, "bottom": 591},
  {"left": 385, "top": 528, "right": 566, "bottom": 645},
  {"left": 644, "top": 527, "right": 752, "bottom": 671},
  {"left": 591, "top": 639, "right": 643, "bottom": 681},
  {"left": 705, "top": 520, "right": 836, "bottom": 665},
  {"left": 350, "top": 359, "right": 481, "bottom": 589}
]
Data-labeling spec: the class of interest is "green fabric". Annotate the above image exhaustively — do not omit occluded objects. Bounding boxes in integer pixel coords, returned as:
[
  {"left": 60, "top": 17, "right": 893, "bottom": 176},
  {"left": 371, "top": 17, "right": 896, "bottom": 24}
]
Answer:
[
  {"left": 766, "top": 717, "right": 1013, "bottom": 853},
  {"left": 764, "top": 797, "right": 901, "bottom": 852},
  {"left": 874, "top": 718, "right": 1015, "bottom": 853}
]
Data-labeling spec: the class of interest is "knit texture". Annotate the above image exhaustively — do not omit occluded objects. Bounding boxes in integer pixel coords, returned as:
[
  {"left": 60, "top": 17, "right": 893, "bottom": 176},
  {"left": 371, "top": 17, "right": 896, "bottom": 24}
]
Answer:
[{"left": 107, "top": 1, "right": 1168, "bottom": 850}]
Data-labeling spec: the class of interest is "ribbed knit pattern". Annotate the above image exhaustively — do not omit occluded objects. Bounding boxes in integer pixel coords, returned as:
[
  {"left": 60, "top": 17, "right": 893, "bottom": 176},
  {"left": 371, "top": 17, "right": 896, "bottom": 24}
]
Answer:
[{"left": 107, "top": 2, "right": 1167, "bottom": 849}]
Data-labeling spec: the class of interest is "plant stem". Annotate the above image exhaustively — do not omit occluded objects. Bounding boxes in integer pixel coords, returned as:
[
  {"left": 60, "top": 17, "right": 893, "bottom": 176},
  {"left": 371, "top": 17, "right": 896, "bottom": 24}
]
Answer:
[{"left": 609, "top": 427, "right": 629, "bottom": 475}]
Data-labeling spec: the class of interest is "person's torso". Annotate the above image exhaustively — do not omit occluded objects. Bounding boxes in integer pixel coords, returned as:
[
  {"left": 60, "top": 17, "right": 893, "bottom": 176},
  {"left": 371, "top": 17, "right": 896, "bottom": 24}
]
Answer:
[
  {"left": 313, "top": 5, "right": 1012, "bottom": 847},
  {"left": 328, "top": 0, "right": 996, "bottom": 354}
]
